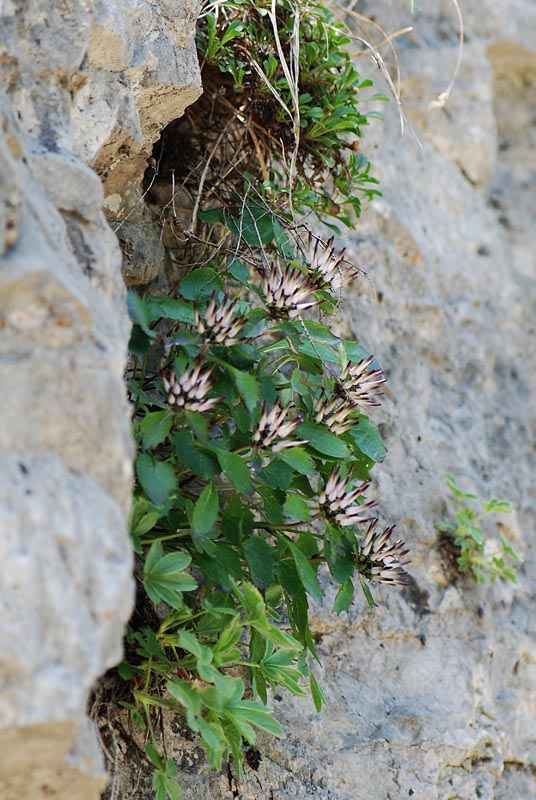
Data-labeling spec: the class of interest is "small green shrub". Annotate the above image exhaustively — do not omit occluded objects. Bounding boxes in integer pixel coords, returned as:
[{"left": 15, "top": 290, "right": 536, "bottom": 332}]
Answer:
[{"left": 436, "top": 474, "right": 522, "bottom": 584}]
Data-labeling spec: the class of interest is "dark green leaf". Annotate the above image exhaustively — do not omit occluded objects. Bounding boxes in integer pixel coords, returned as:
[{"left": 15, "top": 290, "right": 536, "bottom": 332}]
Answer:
[
  {"left": 127, "top": 291, "right": 157, "bottom": 338},
  {"left": 213, "top": 448, "right": 252, "bottom": 494},
  {"left": 259, "top": 459, "right": 293, "bottom": 491},
  {"left": 179, "top": 268, "right": 222, "bottom": 301},
  {"left": 192, "top": 481, "right": 219, "bottom": 536},
  {"left": 136, "top": 453, "right": 176, "bottom": 507},
  {"left": 285, "top": 540, "right": 322, "bottom": 602},
  {"left": 332, "top": 578, "right": 354, "bottom": 613},
  {"left": 140, "top": 411, "right": 174, "bottom": 450},
  {"left": 148, "top": 295, "right": 195, "bottom": 324},
  {"left": 173, "top": 431, "right": 220, "bottom": 477},
  {"left": 276, "top": 447, "right": 315, "bottom": 475},
  {"left": 297, "top": 421, "right": 350, "bottom": 458},
  {"left": 283, "top": 495, "right": 311, "bottom": 522},
  {"left": 349, "top": 418, "right": 387, "bottom": 463},
  {"left": 243, "top": 537, "right": 276, "bottom": 586}
]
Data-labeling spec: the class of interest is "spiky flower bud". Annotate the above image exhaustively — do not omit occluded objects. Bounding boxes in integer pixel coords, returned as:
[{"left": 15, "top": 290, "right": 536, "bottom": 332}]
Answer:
[
  {"left": 313, "top": 390, "right": 360, "bottom": 435},
  {"left": 262, "top": 262, "right": 320, "bottom": 319},
  {"left": 252, "top": 401, "right": 307, "bottom": 451},
  {"left": 305, "top": 234, "right": 359, "bottom": 291},
  {"left": 338, "top": 355, "right": 386, "bottom": 408},
  {"left": 319, "top": 467, "right": 377, "bottom": 527},
  {"left": 359, "top": 519, "right": 410, "bottom": 585},
  {"left": 195, "top": 295, "right": 247, "bottom": 346},
  {"left": 163, "top": 359, "right": 220, "bottom": 413}
]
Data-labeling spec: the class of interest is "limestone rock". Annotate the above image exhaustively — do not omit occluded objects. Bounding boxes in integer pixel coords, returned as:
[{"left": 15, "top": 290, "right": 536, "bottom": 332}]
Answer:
[{"left": 0, "top": 1, "right": 201, "bottom": 798}]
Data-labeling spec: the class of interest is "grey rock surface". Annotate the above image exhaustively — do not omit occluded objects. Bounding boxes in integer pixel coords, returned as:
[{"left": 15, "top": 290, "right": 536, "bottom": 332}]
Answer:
[{"left": 0, "top": 1, "right": 200, "bottom": 798}]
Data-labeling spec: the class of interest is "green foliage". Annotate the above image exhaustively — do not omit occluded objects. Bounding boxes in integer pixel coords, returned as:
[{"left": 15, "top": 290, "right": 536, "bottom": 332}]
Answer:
[
  {"left": 118, "top": 1, "right": 409, "bottom": 795},
  {"left": 436, "top": 474, "right": 522, "bottom": 584},
  {"left": 197, "top": 0, "right": 384, "bottom": 226}
]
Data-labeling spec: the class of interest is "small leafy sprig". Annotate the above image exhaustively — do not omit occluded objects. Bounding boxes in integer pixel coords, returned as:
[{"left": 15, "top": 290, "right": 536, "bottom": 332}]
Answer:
[
  {"left": 196, "top": 0, "right": 385, "bottom": 225},
  {"left": 436, "top": 474, "right": 522, "bottom": 584}
]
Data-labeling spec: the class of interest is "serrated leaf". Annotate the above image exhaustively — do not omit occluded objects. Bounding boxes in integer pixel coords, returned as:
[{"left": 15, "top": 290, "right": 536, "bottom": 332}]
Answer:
[
  {"left": 136, "top": 453, "right": 176, "bottom": 507},
  {"left": 140, "top": 410, "right": 174, "bottom": 450},
  {"left": 332, "top": 578, "right": 354, "bottom": 613},
  {"left": 225, "top": 365, "right": 259, "bottom": 412},
  {"left": 148, "top": 295, "right": 195, "bottom": 324},
  {"left": 179, "top": 268, "right": 222, "bottom": 300},
  {"left": 173, "top": 430, "right": 220, "bottom": 477},
  {"left": 259, "top": 459, "right": 293, "bottom": 491}
]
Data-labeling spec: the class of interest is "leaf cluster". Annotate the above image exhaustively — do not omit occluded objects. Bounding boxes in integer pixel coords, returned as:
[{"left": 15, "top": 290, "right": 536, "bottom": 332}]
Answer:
[
  {"left": 197, "top": 0, "right": 384, "bottom": 225},
  {"left": 436, "top": 474, "right": 522, "bottom": 584}
]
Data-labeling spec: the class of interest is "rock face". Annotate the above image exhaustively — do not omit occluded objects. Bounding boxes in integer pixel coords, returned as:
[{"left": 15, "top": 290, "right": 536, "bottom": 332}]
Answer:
[
  {"left": 1, "top": 0, "right": 535, "bottom": 799},
  {"left": 0, "top": 2, "right": 200, "bottom": 799}
]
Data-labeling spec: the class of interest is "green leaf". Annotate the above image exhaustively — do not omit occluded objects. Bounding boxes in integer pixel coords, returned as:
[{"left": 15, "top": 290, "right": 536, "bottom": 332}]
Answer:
[
  {"left": 276, "top": 447, "right": 315, "bottom": 475},
  {"left": 226, "top": 204, "right": 277, "bottom": 246},
  {"left": 297, "top": 421, "right": 350, "bottom": 458},
  {"left": 147, "top": 295, "right": 195, "bottom": 324},
  {"left": 225, "top": 365, "right": 259, "bottom": 413},
  {"left": 197, "top": 544, "right": 243, "bottom": 590},
  {"left": 309, "top": 671, "right": 326, "bottom": 713},
  {"left": 332, "top": 578, "right": 354, "bottom": 613},
  {"left": 140, "top": 410, "right": 174, "bottom": 450},
  {"left": 213, "top": 448, "right": 252, "bottom": 494},
  {"left": 283, "top": 495, "right": 312, "bottom": 522},
  {"left": 127, "top": 291, "right": 156, "bottom": 338},
  {"left": 243, "top": 537, "right": 276, "bottom": 586},
  {"left": 192, "top": 481, "right": 219, "bottom": 537},
  {"left": 259, "top": 459, "right": 293, "bottom": 491},
  {"left": 359, "top": 575, "right": 378, "bottom": 608},
  {"left": 284, "top": 540, "right": 322, "bottom": 602},
  {"left": 143, "top": 541, "right": 196, "bottom": 609},
  {"left": 348, "top": 418, "right": 387, "bottom": 463},
  {"left": 173, "top": 430, "right": 220, "bottom": 477},
  {"left": 179, "top": 268, "right": 222, "bottom": 300},
  {"left": 136, "top": 453, "right": 176, "bottom": 507}
]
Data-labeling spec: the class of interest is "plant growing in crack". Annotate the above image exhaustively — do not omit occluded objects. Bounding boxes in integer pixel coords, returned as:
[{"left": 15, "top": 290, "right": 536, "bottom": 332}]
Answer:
[
  {"left": 436, "top": 474, "right": 522, "bottom": 584},
  {"left": 104, "top": 1, "right": 412, "bottom": 797}
]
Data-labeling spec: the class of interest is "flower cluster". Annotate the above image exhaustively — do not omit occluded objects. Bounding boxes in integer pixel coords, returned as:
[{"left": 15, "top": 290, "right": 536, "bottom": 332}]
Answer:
[
  {"left": 252, "top": 401, "right": 307, "bottom": 452},
  {"left": 359, "top": 520, "right": 410, "bottom": 585},
  {"left": 163, "top": 360, "right": 220, "bottom": 413},
  {"left": 262, "top": 263, "right": 319, "bottom": 319},
  {"left": 305, "top": 234, "right": 355, "bottom": 291},
  {"left": 195, "top": 295, "right": 247, "bottom": 346},
  {"left": 338, "top": 355, "right": 386, "bottom": 408},
  {"left": 313, "top": 390, "right": 360, "bottom": 435},
  {"left": 319, "top": 468, "right": 377, "bottom": 527}
]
